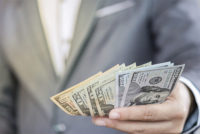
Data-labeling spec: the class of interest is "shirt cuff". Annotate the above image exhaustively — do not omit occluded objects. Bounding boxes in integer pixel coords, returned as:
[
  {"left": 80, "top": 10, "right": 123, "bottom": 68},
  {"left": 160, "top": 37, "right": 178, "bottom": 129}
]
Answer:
[{"left": 179, "top": 77, "right": 200, "bottom": 134}]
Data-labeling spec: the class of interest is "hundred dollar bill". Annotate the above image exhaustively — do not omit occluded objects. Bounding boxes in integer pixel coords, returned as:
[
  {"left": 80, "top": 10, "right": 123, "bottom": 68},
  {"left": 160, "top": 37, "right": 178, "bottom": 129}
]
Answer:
[
  {"left": 121, "top": 65, "right": 184, "bottom": 107},
  {"left": 116, "top": 62, "right": 173, "bottom": 107},
  {"left": 50, "top": 72, "right": 102, "bottom": 115},
  {"left": 92, "top": 65, "right": 126, "bottom": 116},
  {"left": 115, "top": 62, "right": 152, "bottom": 107}
]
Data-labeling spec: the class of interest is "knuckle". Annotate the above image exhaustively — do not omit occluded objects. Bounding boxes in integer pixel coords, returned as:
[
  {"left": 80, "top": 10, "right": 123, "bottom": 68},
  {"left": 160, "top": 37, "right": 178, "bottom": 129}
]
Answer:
[
  {"left": 121, "top": 107, "right": 134, "bottom": 120},
  {"left": 171, "top": 127, "right": 183, "bottom": 134},
  {"left": 176, "top": 127, "right": 184, "bottom": 134},
  {"left": 143, "top": 106, "right": 154, "bottom": 120},
  {"left": 107, "top": 120, "right": 118, "bottom": 128},
  {"left": 130, "top": 128, "right": 145, "bottom": 134},
  {"left": 171, "top": 104, "right": 188, "bottom": 120},
  {"left": 175, "top": 109, "right": 187, "bottom": 120},
  {"left": 177, "top": 122, "right": 185, "bottom": 133},
  {"left": 170, "top": 121, "right": 185, "bottom": 134},
  {"left": 127, "top": 110, "right": 134, "bottom": 120},
  {"left": 174, "top": 100, "right": 189, "bottom": 120}
]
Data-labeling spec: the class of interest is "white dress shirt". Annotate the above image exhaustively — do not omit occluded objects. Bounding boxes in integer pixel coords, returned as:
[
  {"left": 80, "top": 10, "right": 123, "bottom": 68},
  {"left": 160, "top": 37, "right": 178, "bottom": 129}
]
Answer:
[{"left": 37, "top": 0, "right": 82, "bottom": 76}]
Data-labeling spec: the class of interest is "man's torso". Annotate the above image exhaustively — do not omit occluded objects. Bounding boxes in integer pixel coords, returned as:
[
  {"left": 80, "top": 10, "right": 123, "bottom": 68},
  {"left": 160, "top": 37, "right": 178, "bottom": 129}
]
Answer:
[{"left": 0, "top": 0, "right": 155, "bottom": 133}]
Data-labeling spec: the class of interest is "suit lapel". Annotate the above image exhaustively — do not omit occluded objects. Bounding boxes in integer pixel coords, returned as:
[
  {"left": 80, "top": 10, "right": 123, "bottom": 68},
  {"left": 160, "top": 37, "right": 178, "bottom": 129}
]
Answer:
[
  {"left": 11, "top": 0, "right": 59, "bottom": 118},
  {"left": 13, "top": 0, "right": 101, "bottom": 118},
  {"left": 57, "top": 0, "right": 101, "bottom": 91}
]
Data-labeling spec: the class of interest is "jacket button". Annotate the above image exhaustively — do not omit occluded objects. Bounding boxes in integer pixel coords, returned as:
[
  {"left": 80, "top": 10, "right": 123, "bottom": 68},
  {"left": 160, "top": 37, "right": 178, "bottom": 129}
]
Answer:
[{"left": 53, "top": 123, "right": 66, "bottom": 133}]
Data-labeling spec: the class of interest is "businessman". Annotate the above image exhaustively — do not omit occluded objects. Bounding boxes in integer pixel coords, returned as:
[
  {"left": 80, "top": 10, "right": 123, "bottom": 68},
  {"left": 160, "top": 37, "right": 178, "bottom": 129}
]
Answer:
[{"left": 0, "top": 0, "right": 200, "bottom": 134}]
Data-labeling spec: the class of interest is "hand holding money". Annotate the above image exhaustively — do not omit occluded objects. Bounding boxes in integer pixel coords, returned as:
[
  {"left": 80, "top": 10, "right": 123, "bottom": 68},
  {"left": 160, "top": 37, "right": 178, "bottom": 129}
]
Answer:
[
  {"left": 51, "top": 61, "right": 187, "bottom": 118},
  {"left": 92, "top": 81, "right": 194, "bottom": 134}
]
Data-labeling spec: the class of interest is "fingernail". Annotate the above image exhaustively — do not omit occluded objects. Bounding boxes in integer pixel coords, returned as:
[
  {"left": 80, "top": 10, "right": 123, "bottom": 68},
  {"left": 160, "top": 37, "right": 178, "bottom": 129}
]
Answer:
[
  {"left": 109, "top": 112, "right": 120, "bottom": 119},
  {"left": 94, "top": 119, "right": 106, "bottom": 126}
]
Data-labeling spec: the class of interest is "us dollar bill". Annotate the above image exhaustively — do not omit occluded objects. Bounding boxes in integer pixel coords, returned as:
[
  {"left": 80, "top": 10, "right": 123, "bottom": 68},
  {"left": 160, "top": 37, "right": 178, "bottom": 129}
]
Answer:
[
  {"left": 70, "top": 65, "right": 121, "bottom": 116},
  {"left": 85, "top": 81, "right": 100, "bottom": 116},
  {"left": 84, "top": 65, "right": 121, "bottom": 116},
  {"left": 50, "top": 72, "right": 102, "bottom": 116},
  {"left": 52, "top": 92, "right": 81, "bottom": 116},
  {"left": 123, "top": 62, "right": 136, "bottom": 70},
  {"left": 69, "top": 72, "right": 104, "bottom": 116},
  {"left": 51, "top": 61, "right": 185, "bottom": 118},
  {"left": 121, "top": 65, "right": 184, "bottom": 107},
  {"left": 69, "top": 86, "right": 91, "bottom": 116},
  {"left": 115, "top": 62, "right": 152, "bottom": 107},
  {"left": 85, "top": 71, "right": 117, "bottom": 116},
  {"left": 92, "top": 65, "right": 126, "bottom": 116},
  {"left": 116, "top": 62, "right": 173, "bottom": 107}
]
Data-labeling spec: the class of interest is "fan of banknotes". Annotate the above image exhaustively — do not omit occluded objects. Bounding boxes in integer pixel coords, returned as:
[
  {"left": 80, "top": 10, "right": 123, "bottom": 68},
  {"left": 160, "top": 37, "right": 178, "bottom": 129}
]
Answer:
[{"left": 51, "top": 62, "right": 184, "bottom": 117}]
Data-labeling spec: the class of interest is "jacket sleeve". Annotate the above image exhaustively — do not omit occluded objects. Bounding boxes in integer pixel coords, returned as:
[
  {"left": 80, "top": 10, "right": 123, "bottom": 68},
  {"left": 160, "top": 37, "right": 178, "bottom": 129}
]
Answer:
[
  {"left": 0, "top": 53, "right": 18, "bottom": 134},
  {"left": 151, "top": 0, "right": 200, "bottom": 133}
]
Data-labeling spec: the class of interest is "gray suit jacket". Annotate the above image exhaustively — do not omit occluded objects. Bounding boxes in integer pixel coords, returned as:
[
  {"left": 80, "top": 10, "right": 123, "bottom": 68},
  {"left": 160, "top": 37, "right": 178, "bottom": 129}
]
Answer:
[{"left": 0, "top": 0, "right": 200, "bottom": 134}]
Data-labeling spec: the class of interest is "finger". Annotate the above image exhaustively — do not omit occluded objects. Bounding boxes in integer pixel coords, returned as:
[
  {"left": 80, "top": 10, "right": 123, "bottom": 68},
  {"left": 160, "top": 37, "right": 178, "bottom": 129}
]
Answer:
[
  {"left": 109, "top": 82, "right": 189, "bottom": 122},
  {"left": 109, "top": 101, "right": 179, "bottom": 121},
  {"left": 92, "top": 117, "right": 179, "bottom": 134},
  {"left": 170, "top": 82, "right": 193, "bottom": 111}
]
